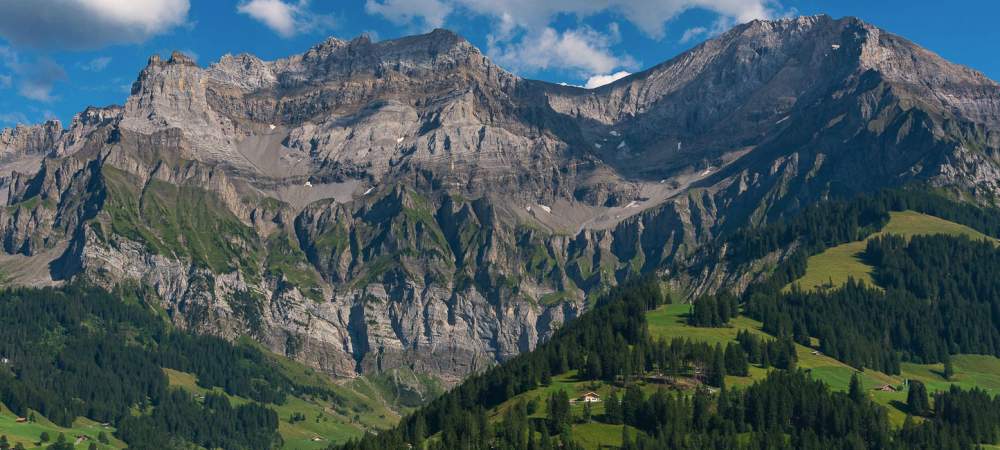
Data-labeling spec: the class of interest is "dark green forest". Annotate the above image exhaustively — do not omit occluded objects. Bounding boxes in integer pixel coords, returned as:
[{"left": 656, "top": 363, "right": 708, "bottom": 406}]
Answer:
[
  {"left": 2, "top": 189, "right": 1000, "bottom": 449},
  {"left": 334, "top": 277, "right": 1000, "bottom": 450},
  {"left": 747, "top": 234, "right": 1000, "bottom": 373},
  {"left": 0, "top": 284, "right": 343, "bottom": 449}
]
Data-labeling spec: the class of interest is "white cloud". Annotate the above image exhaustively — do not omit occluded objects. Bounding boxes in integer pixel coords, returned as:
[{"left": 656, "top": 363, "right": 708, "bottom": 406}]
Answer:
[
  {"left": 79, "top": 56, "right": 113, "bottom": 72},
  {"left": 0, "top": 0, "right": 189, "bottom": 50},
  {"left": 584, "top": 71, "right": 632, "bottom": 89},
  {"left": 680, "top": 26, "right": 708, "bottom": 43},
  {"left": 610, "top": 0, "right": 775, "bottom": 39},
  {"left": 365, "top": 0, "right": 451, "bottom": 29},
  {"left": 368, "top": 0, "right": 779, "bottom": 40},
  {"left": 237, "top": 0, "right": 334, "bottom": 38},
  {"left": 0, "top": 47, "right": 66, "bottom": 102},
  {"left": 492, "top": 27, "right": 635, "bottom": 76},
  {"left": 364, "top": 0, "right": 782, "bottom": 81}
]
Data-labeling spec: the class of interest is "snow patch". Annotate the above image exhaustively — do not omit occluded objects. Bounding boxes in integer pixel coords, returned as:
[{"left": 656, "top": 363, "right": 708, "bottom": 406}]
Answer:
[
  {"left": 594, "top": 143, "right": 602, "bottom": 149},
  {"left": 396, "top": 137, "right": 405, "bottom": 143},
  {"left": 617, "top": 141, "right": 626, "bottom": 149},
  {"left": 700, "top": 167, "right": 713, "bottom": 176},
  {"left": 609, "top": 130, "right": 619, "bottom": 137},
  {"left": 831, "top": 44, "right": 841, "bottom": 50},
  {"left": 304, "top": 181, "right": 312, "bottom": 187},
  {"left": 776, "top": 116, "right": 790, "bottom": 124},
  {"left": 625, "top": 201, "right": 638, "bottom": 208},
  {"left": 539, "top": 204, "right": 552, "bottom": 213},
  {"left": 269, "top": 124, "right": 276, "bottom": 130},
  {"left": 363, "top": 187, "right": 374, "bottom": 195}
]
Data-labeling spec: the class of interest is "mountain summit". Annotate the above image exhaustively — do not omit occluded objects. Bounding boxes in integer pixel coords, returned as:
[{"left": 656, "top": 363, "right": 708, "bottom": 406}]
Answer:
[{"left": 0, "top": 15, "right": 997, "bottom": 387}]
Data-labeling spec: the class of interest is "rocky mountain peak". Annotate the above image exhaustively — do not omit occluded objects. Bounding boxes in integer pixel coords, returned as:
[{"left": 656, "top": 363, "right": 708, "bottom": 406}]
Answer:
[
  {"left": 0, "top": 120, "right": 62, "bottom": 159},
  {"left": 0, "top": 15, "right": 998, "bottom": 392}
]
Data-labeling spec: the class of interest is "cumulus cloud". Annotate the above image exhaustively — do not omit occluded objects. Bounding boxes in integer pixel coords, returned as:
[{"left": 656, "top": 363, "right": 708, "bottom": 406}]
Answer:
[
  {"left": 609, "top": 0, "right": 775, "bottom": 39},
  {"left": 365, "top": 0, "right": 781, "bottom": 81},
  {"left": 78, "top": 56, "right": 112, "bottom": 72},
  {"left": 584, "top": 71, "right": 632, "bottom": 89},
  {"left": 0, "top": 0, "right": 189, "bottom": 50},
  {"left": 237, "top": 0, "right": 334, "bottom": 38},
  {"left": 492, "top": 27, "right": 635, "bottom": 76},
  {"left": 366, "top": 0, "right": 778, "bottom": 40},
  {"left": 365, "top": 0, "right": 451, "bottom": 29}
]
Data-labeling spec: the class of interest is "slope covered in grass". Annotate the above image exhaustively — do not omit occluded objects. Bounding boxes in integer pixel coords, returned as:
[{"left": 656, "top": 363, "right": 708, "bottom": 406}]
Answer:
[
  {"left": 0, "top": 403, "right": 124, "bottom": 449},
  {"left": 790, "top": 211, "right": 996, "bottom": 291},
  {"left": 164, "top": 367, "right": 396, "bottom": 450},
  {"left": 647, "top": 303, "right": 1000, "bottom": 427}
]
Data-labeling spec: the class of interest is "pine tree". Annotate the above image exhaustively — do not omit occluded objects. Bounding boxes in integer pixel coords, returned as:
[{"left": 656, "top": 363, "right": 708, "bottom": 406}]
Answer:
[
  {"left": 725, "top": 343, "right": 749, "bottom": 376},
  {"left": 541, "top": 370, "right": 552, "bottom": 386},
  {"left": 622, "top": 385, "right": 644, "bottom": 425},
  {"left": 849, "top": 373, "right": 865, "bottom": 403},
  {"left": 411, "top": 414, "right": 427, "bottom": 446},
  {"left": 585, "top": 355, "right": 602, "bottom": 380},
  {"left": 906, "top": 380, "right": 930, "bottom": 416},
  {"left": 708, "top": 344, "right": 727, "bottom": 387},
  {"left": 943, "top": 356, "right": 955, "bottom": 381},
  {"left": 605, "top": 391, "right": 622, "bottom": 424}
]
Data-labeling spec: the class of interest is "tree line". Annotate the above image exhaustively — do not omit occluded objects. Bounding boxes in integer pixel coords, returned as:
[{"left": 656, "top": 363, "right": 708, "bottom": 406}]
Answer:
[
  {"left": 746, "top": 234, "right": 1000, "bottom": 373},
  {"left": 0, "top": 283, "right": 341, "bottom": 449},
  {"left": 334, "top": 275, "right": 1000, "bottom": 450}
]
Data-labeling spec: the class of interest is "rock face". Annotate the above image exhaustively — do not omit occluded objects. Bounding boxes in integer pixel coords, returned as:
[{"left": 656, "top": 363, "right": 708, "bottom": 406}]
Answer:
[{"left": 0, "top": 15, "right": 998, "bottom": 387}]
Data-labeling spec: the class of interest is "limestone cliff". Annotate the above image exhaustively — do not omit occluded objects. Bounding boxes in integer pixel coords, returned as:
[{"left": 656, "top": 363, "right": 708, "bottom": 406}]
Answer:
[{"left": 0, "top": 15, "right": 997, "bottom": 391}]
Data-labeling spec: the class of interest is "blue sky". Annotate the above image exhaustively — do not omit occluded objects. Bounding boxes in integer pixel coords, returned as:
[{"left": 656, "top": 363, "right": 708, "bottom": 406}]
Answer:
[{"left": 1, "top": 0, "right": 997, "bottom": 127}]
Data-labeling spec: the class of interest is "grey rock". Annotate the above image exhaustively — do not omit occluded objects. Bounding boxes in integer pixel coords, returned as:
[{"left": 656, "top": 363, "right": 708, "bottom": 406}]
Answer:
[{"left": 0, "top": 15, "right": 997, "bottom": 396}]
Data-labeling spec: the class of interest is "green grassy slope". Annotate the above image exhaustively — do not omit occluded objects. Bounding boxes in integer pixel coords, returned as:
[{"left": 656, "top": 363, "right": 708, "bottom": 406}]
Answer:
[
  {"left": 471, "top": 301, "right": 1000, "bottom": 450},
  {"left": 476, "top": 371, "right": 643, "bottom": 450},
  {"left": 0, "top": 403, "right": 125, "bottom": 449},
  {"left": 165, "top": 366, "right": 397, "bottom": 450},
  {"left": 790, "top": 211, "right": 996, "bottom": 291},
  {"left": 647, "top": 303, "right": 1000, "bottom": 427}
]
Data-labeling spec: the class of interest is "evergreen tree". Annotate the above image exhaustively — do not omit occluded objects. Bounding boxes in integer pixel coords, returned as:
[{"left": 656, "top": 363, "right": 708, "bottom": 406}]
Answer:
[
  {"left": 547, "top": 390, "right": 571, "bottom": 435},
  {"left": 708, "top": 344, "right": 727, "bottom": 388},
  {"left": 907, "top": 380, "right": 930, "bottom": 416},
  {"left": 725, "top": 343, "right": 749, "bottom": 376},
  {"left": 47, "top": 433, "right": 72, "bottom": 450},
  {"left": 849, "top": 373, "right": 865, "bottom": 403},
  {"left": 604, "top": 391, "right": 623, "bottom": 425},
  {"left": 944, "top": 356, "right": 955, "bottom": 381}
]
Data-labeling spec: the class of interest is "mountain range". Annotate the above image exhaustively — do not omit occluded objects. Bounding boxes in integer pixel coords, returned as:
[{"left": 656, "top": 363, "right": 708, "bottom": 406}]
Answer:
[{"left": 0, "top": 14, "right": 998, "bottom": 393}]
